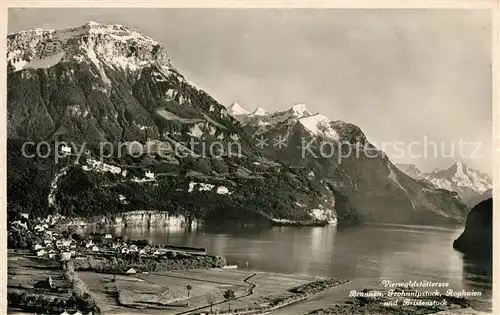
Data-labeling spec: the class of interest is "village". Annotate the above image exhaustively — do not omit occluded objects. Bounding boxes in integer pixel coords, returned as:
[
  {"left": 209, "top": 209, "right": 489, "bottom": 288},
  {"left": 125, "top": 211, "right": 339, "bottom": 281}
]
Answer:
[
  {"left": 7, "top": 213, "right": 354, "bottom": 315},
  {"left": 10, "top": 212, "right": 207, "bottom": 272}
]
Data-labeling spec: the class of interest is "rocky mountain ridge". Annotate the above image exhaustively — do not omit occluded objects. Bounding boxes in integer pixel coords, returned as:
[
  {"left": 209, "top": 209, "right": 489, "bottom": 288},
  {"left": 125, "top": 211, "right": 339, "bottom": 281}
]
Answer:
[
  {"left": 232, "top": 103, "right": 469, "bottom": 224},
  {"left": 7, "top": 21, "right": 253, "bottom": 150},
  {"left": 397, "top": 162, "right": 492, "bottom": 207},
  {"left": 8, "top": 21, "right": 170, "bottom": 72},
  {"left": 7, "top": 22, "right": 359, "bottom": 227}
]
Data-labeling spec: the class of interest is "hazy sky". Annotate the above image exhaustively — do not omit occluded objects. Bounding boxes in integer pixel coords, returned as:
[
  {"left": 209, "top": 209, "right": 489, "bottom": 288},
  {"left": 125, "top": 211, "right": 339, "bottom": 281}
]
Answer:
[{"left": 8, "top": 8, "right": 493, "bottom": 174}]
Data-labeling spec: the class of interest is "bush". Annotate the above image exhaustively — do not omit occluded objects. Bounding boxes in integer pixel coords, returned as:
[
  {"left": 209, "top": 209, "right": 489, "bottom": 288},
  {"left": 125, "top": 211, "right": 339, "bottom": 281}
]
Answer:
[
  {"left": 166, "top": 250, "right": 177, "bottom": 259},
  {"left": 63, "top": 262, "right": 101, "bottom": 314}
]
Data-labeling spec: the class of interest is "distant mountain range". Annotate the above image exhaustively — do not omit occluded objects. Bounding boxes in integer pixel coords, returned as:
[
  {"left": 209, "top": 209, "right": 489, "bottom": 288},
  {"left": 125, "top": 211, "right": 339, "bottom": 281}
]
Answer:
[
  {"left": 228, "top": 102, "right": 267, "bottom": 121},
  {"left": 396, "top": 162, "right": 492, "bottom": 207},
  {"left": 227, "top": 102, "right": 468, "bottom": 224},
  {"left": 7, "top": 22, "right": 470, "bottom": 227}
]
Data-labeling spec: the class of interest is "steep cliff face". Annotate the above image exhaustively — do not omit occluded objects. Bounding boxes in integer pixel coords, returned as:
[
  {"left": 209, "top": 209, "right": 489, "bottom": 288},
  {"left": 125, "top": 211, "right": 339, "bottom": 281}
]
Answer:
[
  {"left": 115, "top": 211, "right": 197, "bottom": 227},
  {"left": 64, "top": 211, "right": 199, "bottom": 228},
  {"left": 453, "top": 198, "right": 493, "bottom": 259}
]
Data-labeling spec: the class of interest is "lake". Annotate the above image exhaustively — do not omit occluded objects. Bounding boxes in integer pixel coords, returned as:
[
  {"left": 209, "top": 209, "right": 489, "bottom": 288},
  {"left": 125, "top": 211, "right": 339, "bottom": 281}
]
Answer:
[{"left": 82, "top": 222, "right": 492, "bottom": 312}]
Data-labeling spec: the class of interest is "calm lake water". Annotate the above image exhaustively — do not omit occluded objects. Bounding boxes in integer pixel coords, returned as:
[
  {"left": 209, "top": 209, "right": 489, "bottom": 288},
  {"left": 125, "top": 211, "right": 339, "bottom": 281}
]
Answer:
[{"left": 83, "top": 223, "right": 492, "bottom": 311}]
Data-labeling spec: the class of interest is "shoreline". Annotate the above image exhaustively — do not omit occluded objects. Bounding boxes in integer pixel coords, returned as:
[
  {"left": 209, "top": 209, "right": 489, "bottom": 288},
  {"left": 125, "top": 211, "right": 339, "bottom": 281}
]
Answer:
[
  {"left": 7, "top": 214, "right": 491, "bottom": 314},
  {"left": 58, "top": 212, "right": 468, "bottom": 230},
  {"left": 58, "top": 211, "right": 337, "bottom": 229}
]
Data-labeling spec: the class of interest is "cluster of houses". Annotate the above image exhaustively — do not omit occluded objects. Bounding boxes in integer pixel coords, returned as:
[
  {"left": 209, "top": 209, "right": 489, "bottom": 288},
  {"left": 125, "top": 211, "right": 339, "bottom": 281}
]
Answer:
[
  {"left": 12, "top": 213, "right": 207, "bottom": 267},
  {"left": 34, "top": 236, "right": 77, "bottom": 260},
  {"left": 84, "top": 234, "right": 182, "bottom": 258},
  {"left": 31, "top": 226, "right": 195, "bottom": 263}
]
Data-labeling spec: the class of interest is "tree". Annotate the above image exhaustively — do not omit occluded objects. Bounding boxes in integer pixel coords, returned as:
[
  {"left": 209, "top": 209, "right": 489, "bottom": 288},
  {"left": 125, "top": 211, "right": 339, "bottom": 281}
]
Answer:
[
  {"left": 206, "top": 292, "right": 216, "bottom": 313},
  {"left": 186, "top": 284, "right": 192, "bottom": 297},
  {"left": 223, "top": 289, "right": 235, "bottom": 312}
]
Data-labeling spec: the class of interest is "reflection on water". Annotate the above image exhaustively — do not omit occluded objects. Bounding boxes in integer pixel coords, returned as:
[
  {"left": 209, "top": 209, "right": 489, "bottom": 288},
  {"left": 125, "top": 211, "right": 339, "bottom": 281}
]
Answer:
[{"left": 82, "top": 222, "right": 492, "bottom": 311}]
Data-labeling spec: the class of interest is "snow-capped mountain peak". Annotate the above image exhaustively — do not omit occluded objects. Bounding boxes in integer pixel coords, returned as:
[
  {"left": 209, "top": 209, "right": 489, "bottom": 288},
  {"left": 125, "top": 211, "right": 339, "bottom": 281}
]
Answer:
[
  {"left": 248, "top": 107, "right": 268, "bottom": 117},
  {"left": 289, "top": 104, "right": 311, "bottom": 118},
  {"left": 85, "top": 21, "right": 100, "bottom": 27},
  {"left": 239, "top": 103, "right": 368, "bottom": 143},
  {"left": 298, "top": 114, "right": 340, "bottom": 141},
  {"left": 227, "top": 102, "right": 250, "bottom": 116},
  {"left": 7, "top": 21, "right": 171, "bottom": 73},
  {"left": 429, "top": 162, "right": 491, "bottom": 190},
  {"left": 397, "top": 161, "right": 492, "bottom": 206}
]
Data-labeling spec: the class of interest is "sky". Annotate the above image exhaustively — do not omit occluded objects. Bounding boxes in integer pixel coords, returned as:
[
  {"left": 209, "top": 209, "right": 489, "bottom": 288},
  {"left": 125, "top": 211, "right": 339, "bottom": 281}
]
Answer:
[{"left": 8, "top": 8, "right": 493, "bottom": 174}]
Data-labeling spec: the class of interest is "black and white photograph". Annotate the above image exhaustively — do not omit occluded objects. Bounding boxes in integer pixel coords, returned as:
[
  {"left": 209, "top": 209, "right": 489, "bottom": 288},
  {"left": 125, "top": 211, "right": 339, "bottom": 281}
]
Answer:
[{"left": 4, "top": 4, "right": 497, "bottom": 315}]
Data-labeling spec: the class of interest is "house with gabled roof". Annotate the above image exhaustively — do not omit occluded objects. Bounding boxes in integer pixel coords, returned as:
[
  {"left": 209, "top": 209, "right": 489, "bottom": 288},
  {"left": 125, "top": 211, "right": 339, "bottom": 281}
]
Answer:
[{"left": 126, "top": 268, "right": 136, "bottom": 274}]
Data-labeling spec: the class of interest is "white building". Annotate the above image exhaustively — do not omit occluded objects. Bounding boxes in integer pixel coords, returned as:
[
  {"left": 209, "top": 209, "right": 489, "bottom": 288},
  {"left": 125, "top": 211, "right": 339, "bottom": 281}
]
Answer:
[
  {"left": 145, "top": 170, "right": 155, "bottom": 179},
  {"left": 61, "top": 251, "right": 72, "bottom": 261},
  {"left": 12, "top": 220, "right": 28, "bottom": 229},
  {"left": 61, "top": 144, "right": 71, "bottom": 154},
  {"left": 126, "top": 268, "right": 137, "bottom": 274}
]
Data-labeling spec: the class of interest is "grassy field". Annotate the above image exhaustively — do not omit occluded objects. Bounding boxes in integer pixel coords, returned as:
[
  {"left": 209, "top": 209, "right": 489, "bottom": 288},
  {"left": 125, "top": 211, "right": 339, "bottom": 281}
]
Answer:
[
  {"left": 8, "top": 251, "right": 71, "bottom": 298},
  {"left": 76, "top": 268, "right": 337, "bottom": 314},
  {"left": 8, "top": 251, "right": 349, "bottom": 315}
]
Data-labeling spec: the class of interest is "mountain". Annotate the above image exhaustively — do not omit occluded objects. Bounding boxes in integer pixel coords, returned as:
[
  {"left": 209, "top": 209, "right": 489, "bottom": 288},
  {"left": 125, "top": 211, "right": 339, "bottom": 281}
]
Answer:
[
  {"left": 237, "top": 104, "right": 469, "bottom": 224},
  {"left": 7, "top": 22, "right": 250, "bottom": 146},
  {"left": 248, "top": 107, "right": 268, "bottom": 117},
  {"left": 7, "top": 22, "right": 359, "bottom": 227},
  {"left": 427, "top": 162, "right": 492, "bottom": 205},
  {"left": 227, "top": 102, "right": 250, "bottom": 121},
  {"left": 453, "top": 198, "right": 493, "bottom": 259},
  {"left": 466, "top": 189, "right": 493, "bottom": 209},
  {"left": 395, "top": 164, "right": 425, "bottom": 180},
  {"left": 227, "top": 103, "right": 268, "bottom": 121},
  {"left": 397, "top": 162, "right": 492, "bottom": 207}
]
